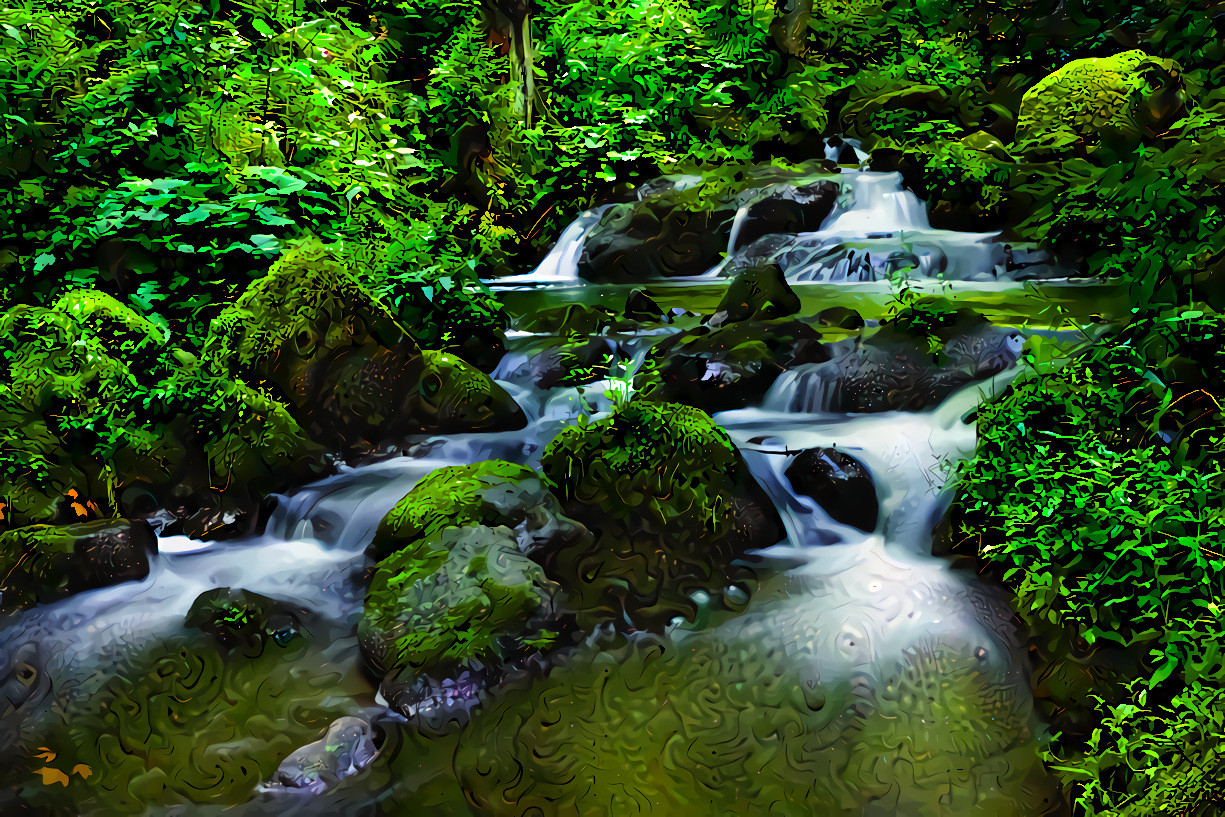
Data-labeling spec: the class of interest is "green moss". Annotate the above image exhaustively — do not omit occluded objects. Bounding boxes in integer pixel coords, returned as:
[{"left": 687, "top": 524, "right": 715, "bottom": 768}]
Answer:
[
  {"left": 362, "top": 525, "right": 558, "bottom": 677},
  {"left": 370, "top": 460, "right": 539, "bottom": 560},
  {"left": 538, "top": 401, "right": 781, "bottom": 626}
]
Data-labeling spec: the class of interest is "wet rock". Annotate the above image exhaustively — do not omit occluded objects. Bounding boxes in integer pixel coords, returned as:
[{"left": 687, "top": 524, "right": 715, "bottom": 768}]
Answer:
[
  {"left": 0, "top": 642, "right": 50, "bottom": 753},
  {"left": 185, "top": 587, "right": 312, "bottom": 655},
  {"left": 360, "top": 524, "right": 563, "bottom": 703},
  {"left": 0, "top": 520, "right": 155, "bottom": 612},
  {"left": 578, "top": 173, "right": 838, "bottom": 283},
  {"left": 526, "top": 336, "right": 616, "bottom": 389},
  {"left": 785, "top": 448, "right": 878, "bottom": 532},
  {"left": 709, "top": 264, "right": 800, "bottom": 325},
  {"left": 266, "top": 716, "right": 380, "bottom": 795},
  {"left": 369, "top": 460, "right": 584, "bottom": 561},
  {"left": 538, "top": 401, "right": 784, "bottom": 628},
  {"left": 730, "top": 181, "right": 840, "bottom": 251},
  {"left": 378, "top": 665, "right": 490, "bottom": 734},
  {"left": 636, "top": 319, "right": 827, "bottom": 413},
  {"left": 578, "top": 193, "right": 730, "bottom": 281}
]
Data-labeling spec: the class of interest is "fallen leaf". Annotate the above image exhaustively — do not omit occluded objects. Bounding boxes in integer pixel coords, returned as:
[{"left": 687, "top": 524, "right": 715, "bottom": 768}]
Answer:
[{"left": 33, "top": 767, "right": 70, "bottom": 787}]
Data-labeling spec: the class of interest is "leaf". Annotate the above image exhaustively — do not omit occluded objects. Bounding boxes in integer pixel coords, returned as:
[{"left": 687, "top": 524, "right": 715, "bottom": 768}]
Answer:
[
  {"left": 251, "top": 18, "right": 275, "bottom": 38},
  {"left": 33, "top": 768, "right": 70, "bottom": 787}
]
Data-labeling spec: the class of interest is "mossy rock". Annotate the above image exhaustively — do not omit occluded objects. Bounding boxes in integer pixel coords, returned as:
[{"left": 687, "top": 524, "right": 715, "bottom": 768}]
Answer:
[
  {"left": 361, "top": 524, "right": 560, "bottom": 683},
  {"left": 0, "top": 519, "right": 154, "bottom": 612},
  {"left": 516, "top": 303, "right": 618, "bottom": 336},
  {"left": 206, "top": 241, "right": 524, "bottom": 449},
  {"left": 1015, "top": 50, "right": 1186, "bottom": 158},
  {"left": 538, "top": 401, "right": 784, "bottom": 627},
  {"left": 370, "top": 460, "right": 541, "bottom": 561}
]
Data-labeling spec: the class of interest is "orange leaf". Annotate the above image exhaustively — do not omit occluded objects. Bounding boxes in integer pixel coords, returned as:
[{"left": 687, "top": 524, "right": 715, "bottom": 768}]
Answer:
[
  {"left": 33, "top": 767, "right": 70, "bottom": 787},
  {"left": 71, "top": 764, "right": 92, "bottom": 779}
]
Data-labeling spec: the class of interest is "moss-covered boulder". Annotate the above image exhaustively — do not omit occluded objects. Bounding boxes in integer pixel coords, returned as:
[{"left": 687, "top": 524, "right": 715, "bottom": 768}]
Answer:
[
  {"left": 635, "top": 319, "right": 827, "bottom": 413},
  {"left": 538, "top": 401, "right": 784, "bottom": 627},
  {"left": 0, "top": 520, "right": 154, "bottom": 612},
  {"left": 369, "top": 460, "right": 542, "bottom": 560},
  {"left": 515, "top": 303, "right": 619, "bottom": 336},
  {"left": 205, "top": 240, "right": 524, "bottom": 450},
  {"left": 1015, "top": 50, "right": 1186, "bottom": 158},
  {"left": 361, "top": 525, "right": 560, "bottom": 686}
]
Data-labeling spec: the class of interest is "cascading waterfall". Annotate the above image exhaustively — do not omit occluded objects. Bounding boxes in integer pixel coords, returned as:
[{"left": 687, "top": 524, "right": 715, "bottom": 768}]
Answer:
[{"left": 492, "top": 149, "right": 1052, "bottom": 288}]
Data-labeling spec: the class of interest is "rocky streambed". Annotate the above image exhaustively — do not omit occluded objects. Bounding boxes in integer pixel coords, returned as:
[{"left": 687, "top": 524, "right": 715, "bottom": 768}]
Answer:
[{"left": 0, "top": 158, "right": 1099, "bottom": 816}]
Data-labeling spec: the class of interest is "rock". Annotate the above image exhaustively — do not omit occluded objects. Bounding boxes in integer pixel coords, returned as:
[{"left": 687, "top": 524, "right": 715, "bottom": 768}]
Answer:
[
  {"left": 360, "top": 524, "right": 562, "bottom": 704},
  {"left": 526, "top": 336, "right": 616, "bottom": 389},
  {"left": 185, "top": 587, "right": 311, "bottom": 655},
  {"left": 709, "top": 263, "right": 800, "bottom": 325},
  {"left": 816, "top": 306, "right": 864, "bottom": 330},
  {"left": 624, "top": 288, "right": 667, "bottom": 323},
  {"left": 538, "top": 401, "right": 784, "bottom": 628},
  {"left": 579, "top": 193, "right": 730, "bottom": 281},
  {"left": 577, "top": 175, "right": 840, "bottom": 283},
  {"left": 636, "top": 319, "right": 827, "bottom": 413},
  {"left": 369, "top": 459, "right": 582, "bottom": 560},
  {"left": 266, "top": 716, "right": 380, "bottom": 795},
  {"left": 378, "top": 666, "right": 489, "bottom": 735},
  {"left": 784, "top": 448, "right": 878, "bottom": 532},
  {"left": 1015, "top": 50, "right": 1185, "bottom": 157},
  {"left": 729, "top": 181, "right": 840, "bottom": 252},
  {"left": 205, "top": 239, "right": 524, "bottom": 452},
  {"left": 0, "top": 520, "right": 154, "bottom": 612}
]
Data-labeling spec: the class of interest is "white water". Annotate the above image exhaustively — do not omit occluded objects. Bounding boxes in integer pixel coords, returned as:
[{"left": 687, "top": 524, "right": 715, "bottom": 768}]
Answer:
[{"left": 491, "top": 153, "right": 1048, "bottom": 287}]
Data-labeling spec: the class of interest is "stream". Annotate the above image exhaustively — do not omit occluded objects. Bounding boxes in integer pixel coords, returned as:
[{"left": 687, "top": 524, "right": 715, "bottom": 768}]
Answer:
[{"left": 0, "top": 160, "right": 1078, "bottom": 816}]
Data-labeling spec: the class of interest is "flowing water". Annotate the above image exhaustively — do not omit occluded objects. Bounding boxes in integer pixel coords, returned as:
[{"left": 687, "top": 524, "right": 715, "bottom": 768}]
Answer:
[{"left": 0, "top": 159, "right": 1075, "bottom": 815}]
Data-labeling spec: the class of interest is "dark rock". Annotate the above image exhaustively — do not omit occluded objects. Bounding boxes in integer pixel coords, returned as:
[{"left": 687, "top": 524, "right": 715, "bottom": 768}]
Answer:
[
  {"left": 785, "top": 448, "right": 878, "bottom": 532},
  {"left": 624, "top": 288, "right": 667, "bottom": 322},
  {"left": 185, "top": 587, "right": 312, "bottom": 655},
  {"left": 816, "top": 306, "right": 865, "bottom": 330},
  {"left": 731, "top": 181, "right": 840, "bottom": 251},
  {"left": 527, "top": 336, "right": 616, "bottom": 389},
  {"left": 637, "top": 319, "right": 827, "bottom": 413},
  {"left": 0, "top": 519, "right": 154, "bottom": 612},
  {"left": 579, "top": 194, "right": 730, "bottom": 281},
  {"left": 709, "top": 264, "right": 800, "bottom": 325}
]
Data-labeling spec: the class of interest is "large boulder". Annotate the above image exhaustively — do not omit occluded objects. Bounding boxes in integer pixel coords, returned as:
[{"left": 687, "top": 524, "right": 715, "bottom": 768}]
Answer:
[
  {"left": 577, "top": 173, "right": 840, "bottom": 282},
  {"left": 368, "top": 460, "right": 585, "bottom": 561},
  {"left": 0, "top": 520, "right": 155, "bottom": 612},
  {"left": 784, "top": 448, "right": 878, "bottom": 532},
  {"left": 205, "top": 239, "right": 525, "bottom": 451},
  {"left": 635, "top": 319, "right": 827, "bottom": 413},
  {"left": 361, "top": 525, "right": 561, "bottom": 699},
  {"left": 1015, "top": 50, "right": 1185, "bottom": 157},
  {"left": 538, "top": 401, "right": 784, "bottom": 627}
]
